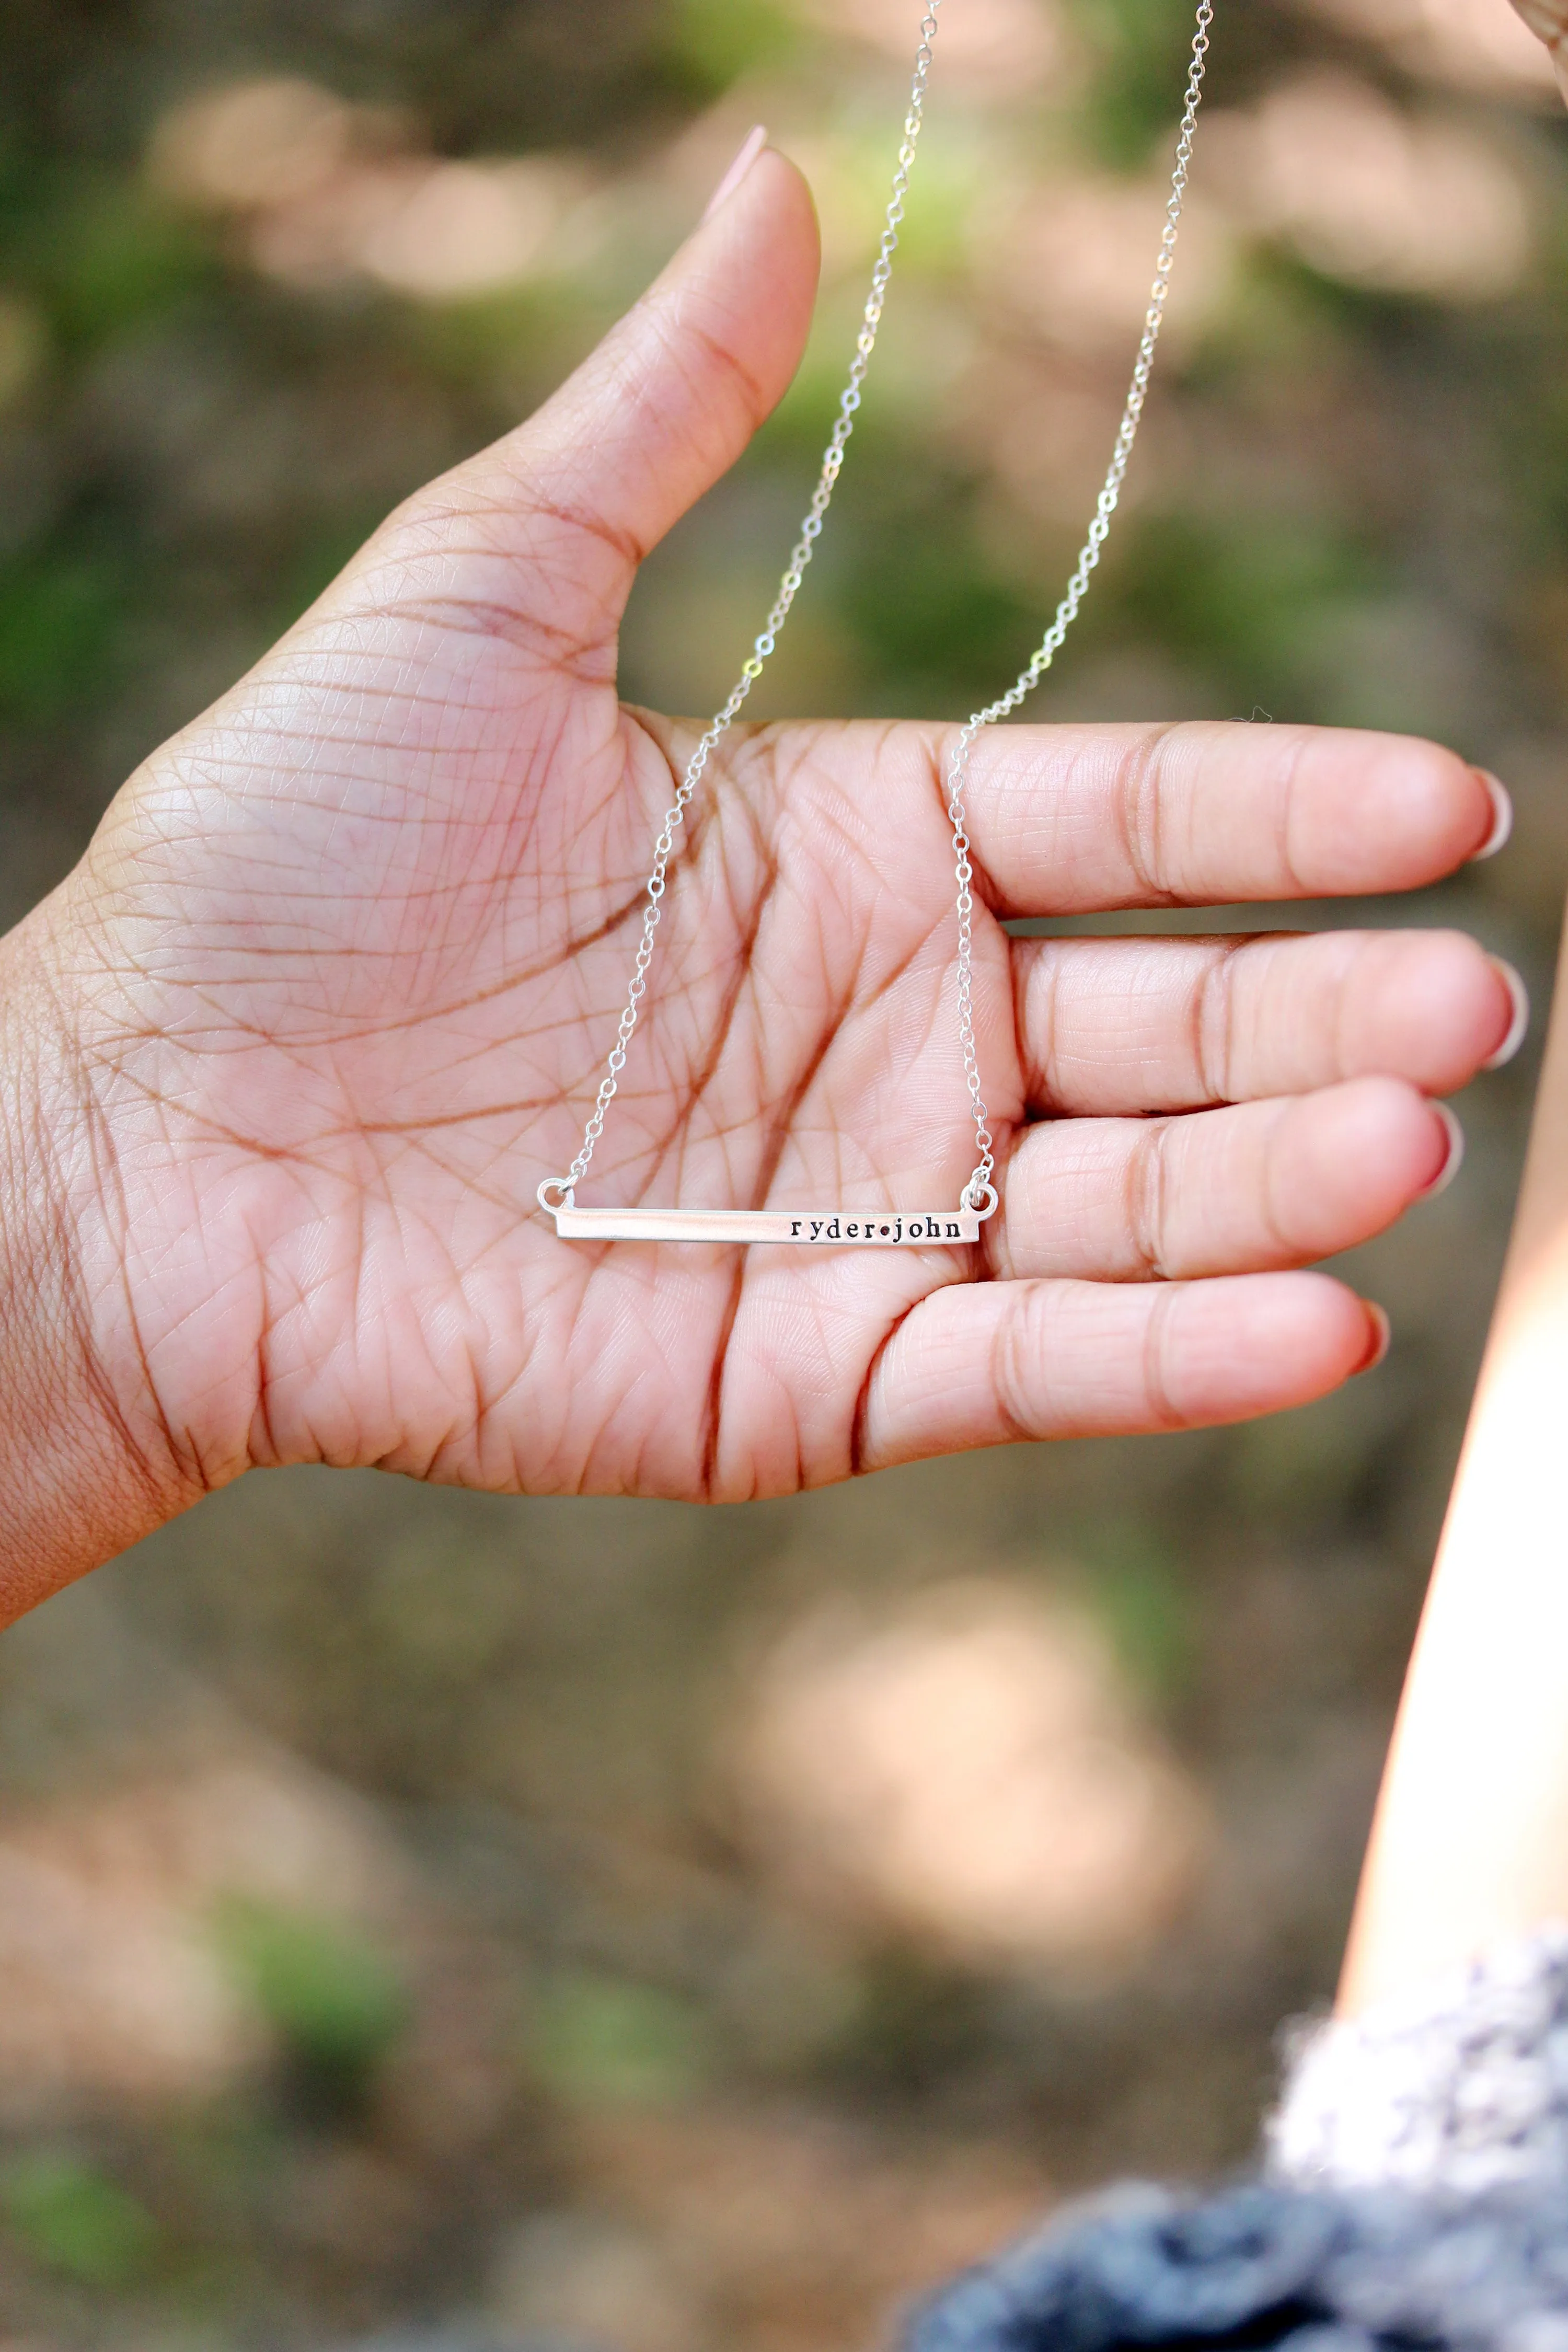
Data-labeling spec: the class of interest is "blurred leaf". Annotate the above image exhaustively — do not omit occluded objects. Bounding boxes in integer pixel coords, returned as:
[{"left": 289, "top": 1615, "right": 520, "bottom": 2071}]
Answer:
[
  {"left": 2, "top": 2153, "right": 159, "bottom": 2287},
  {"left": 1072, "top": 1518, "right": 1193, "bottom": 1703},
  {"left": 527, "top": 1971, "right": 712, "bottom": 2108},
  {"left": 213, "top": 1898, "right": 408, "bottom": 2106},
  {"left": 2, "top": 172, "right": 211, "bottom": 349},
  {"left": 664, "top": 0, "right": 798, "bottom": 91},
  {"left": 1103, "top": 509, "right": 1373, "bottom": 705},
  {"left": 0, "top": 546, "right": 128, "bottom": 723},
  {"left": 1060, "top": 0, "right": 1210, "bottom": 167},
  {"left": 835, "top": 435, "right": 1037, "bottom": 707},
  {"left": 0, "top": 290, "right": 46, "bottom": 405}
]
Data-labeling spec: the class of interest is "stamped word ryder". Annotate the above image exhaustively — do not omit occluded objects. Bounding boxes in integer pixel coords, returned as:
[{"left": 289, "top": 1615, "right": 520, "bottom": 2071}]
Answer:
[{"left": 541, "top": 1201, "right": 984, "bottom": 1248}]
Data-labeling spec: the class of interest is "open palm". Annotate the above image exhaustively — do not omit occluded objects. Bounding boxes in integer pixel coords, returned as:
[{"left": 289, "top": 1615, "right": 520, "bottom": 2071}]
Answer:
[{"left": 2, "top": 144, "right": 1516, "bottom": 1605}]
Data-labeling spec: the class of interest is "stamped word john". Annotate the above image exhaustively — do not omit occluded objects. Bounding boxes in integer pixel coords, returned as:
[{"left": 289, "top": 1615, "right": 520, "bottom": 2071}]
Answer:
[{"left": 539, "top": 1200, "right": 984, "bottom": 1248}]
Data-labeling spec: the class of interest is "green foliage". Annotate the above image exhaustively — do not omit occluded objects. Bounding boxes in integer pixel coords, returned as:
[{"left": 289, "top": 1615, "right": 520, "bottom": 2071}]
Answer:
[
  {"left": 0, "top": 165, "right": 211, "bottom": 351},
  {"left": 836, "top": 440, "right": 1039, "bottom": 708},
  {"left": 39, "top": 188, "right": 210, "bottom": 349},
  {"left": 527, "top": 1970, "right": 712, "bottom": 2108},
  {"left": 1071, "top": 1518, "right": 1193, "bottom": 1704},
  {"left": 1, "top": 2153, "right": 159, "bottom": 2287},
  {"left": 1060, "top": 0, "right": 1209, "bottom": 167},
  {"left": 663, "top": 0, "right": 798, "bottom": 95},
  {"left": 213, "top": 1898, "right": 408, "bottom": 2106},
  {"left": 1102, "top": 508, "right": 1373, "bottom": 709},
  {"left": 0, "top": 547, "right": 129, "bottom": 724}
]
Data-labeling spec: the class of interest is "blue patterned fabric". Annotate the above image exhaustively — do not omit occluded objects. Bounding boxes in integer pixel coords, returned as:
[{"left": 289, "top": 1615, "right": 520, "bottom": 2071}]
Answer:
[{"left": 903, "top": 2178, "right": 1568, "bottom": 2352}]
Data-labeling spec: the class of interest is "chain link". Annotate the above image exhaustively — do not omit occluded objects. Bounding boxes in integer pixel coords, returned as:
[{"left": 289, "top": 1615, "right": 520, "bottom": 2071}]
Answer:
[
  {"left": 560, "top": 5, "right": 944, "bottom": 1197},
  {"left": 950, "top": 0, "right": 1213, "bottom": 1208},
  {"left": 555, "top": 0, "right": 1213, "bottom": 1215}
]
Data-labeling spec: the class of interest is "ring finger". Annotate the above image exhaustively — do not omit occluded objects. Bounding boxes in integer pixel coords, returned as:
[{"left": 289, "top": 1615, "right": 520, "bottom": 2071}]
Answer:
[{"left": 986, "top": 1075, "right": 1458, "bottom": 1283}]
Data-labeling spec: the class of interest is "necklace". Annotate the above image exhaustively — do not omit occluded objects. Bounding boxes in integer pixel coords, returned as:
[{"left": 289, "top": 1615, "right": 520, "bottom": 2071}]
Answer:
[{"left": 539, "top": 0, "right": 1215, "bottom": 1250}]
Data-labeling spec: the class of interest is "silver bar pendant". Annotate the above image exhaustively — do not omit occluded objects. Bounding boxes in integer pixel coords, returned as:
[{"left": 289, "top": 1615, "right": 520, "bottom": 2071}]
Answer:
[{"left": 545, "top": 1203, "right": 981, "bottom": 1247}]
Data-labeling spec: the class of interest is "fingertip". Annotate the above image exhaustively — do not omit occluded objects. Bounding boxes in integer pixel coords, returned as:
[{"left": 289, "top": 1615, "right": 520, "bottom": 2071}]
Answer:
[
  {"left": 1304, "top": 736, "right": 1508, "bottom": 892},
  {"left": 1356, "top": 1301, "right": 1392, "bottom": 1376},
  {"left": 1397, "top": 745, "right": 1500, "bottom": 878},
  {"left": 691, "top": 140, "right": 821, "bottom": 303},
  {"left": 1287, "top": 1074, "right": 1460, "bottom": 1239},
  {"left": 1468, "top": 769, "right": 1514, "bottom": 862},
  {"left": 1351, "top": 930, "right": 1525, "bottom": 1097},
  {"left": 1418, "top": 1100, "right": 1465, "bottom": 1200},
  {"left": 701, "top": 124, "right": 769, "bottom": 224},
  {"left": 1482, "top": 956, "right": 1530, "bottom": 1069},
  {"left": 1167, "top": 1271, "right": 1388, "bottom": 1421},
  {"left": 672, "top": 140, "right": 821, "bottom": 441},
  {"left": 1252, "top": 1273, "right": 1393, "bottom": 1402}
]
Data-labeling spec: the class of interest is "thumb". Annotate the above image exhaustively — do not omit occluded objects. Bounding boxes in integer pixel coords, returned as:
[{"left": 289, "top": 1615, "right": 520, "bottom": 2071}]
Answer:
[{"left": 371, "top": 140, "right": 821, "bottom": 671}]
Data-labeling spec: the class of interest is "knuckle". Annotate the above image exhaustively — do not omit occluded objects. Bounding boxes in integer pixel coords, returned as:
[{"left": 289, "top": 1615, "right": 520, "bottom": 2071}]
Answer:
[
  {"left": 1193, "top": 942, "right": 1240, "bottom": 1103},
  {"left": 1140, "top": 1284, "right": 1187, "bottom": 1429},
  {"left": 1126, "top": 1117, "right": 1175, "bottom": 1279},
  {"left": 1112, "top": 722, "right": 1182, "bottom": 902},
  {"left": 989, "top": 1284, "right": 1054, "bottom": 1442}
]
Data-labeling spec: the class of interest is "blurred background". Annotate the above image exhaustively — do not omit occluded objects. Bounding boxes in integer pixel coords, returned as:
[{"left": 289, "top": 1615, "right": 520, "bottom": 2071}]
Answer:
[{"left": 0, "top": 0, "right": 1562, "bottom": 2345}]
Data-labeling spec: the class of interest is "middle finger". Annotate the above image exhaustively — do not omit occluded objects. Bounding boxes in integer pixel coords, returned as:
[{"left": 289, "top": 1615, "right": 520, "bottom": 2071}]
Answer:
[{"left": 1013, "top": 928, "right": 1523, "bottom": 1116}]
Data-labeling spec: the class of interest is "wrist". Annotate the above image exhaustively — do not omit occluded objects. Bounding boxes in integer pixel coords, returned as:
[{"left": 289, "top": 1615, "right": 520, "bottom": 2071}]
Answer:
[{"left": 0, "top": 904, "right": 200, "bottom": 1621}]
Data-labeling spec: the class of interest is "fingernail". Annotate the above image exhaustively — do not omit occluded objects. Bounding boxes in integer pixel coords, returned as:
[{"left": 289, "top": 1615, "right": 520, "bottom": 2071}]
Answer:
[
  {"left": 701, "top": 124, "right": 769, "bottom": 224},
  {"left": 1355, "top": 1303, "right": 1392, "bottom": 1376},
  {"left": 1482, "top": 956, "right": 1530, "bottom": 1070},
  {"left": 1468, "top": 768, "right": 1513, "bottom": 861},
  {"left": 1419, "top": 1101, "right": 1465, "bottom": 1199}
]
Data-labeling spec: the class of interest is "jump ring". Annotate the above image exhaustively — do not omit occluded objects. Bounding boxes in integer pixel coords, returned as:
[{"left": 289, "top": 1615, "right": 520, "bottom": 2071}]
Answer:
[
  {"left": 537, "top": 1178, "right": 575, "bottom": 1213},
  {"left": 962, "top": 1180, "right": 999, "bottom": 1220}
]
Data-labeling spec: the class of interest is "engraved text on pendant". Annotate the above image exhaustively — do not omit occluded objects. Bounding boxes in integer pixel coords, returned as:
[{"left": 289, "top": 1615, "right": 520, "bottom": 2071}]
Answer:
[{"left": 544, "top": 1204, "right": 982, "bottom": 1247}]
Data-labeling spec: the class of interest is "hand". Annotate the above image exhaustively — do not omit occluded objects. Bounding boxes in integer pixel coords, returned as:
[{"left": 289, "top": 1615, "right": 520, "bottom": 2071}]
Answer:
[{"left": 0, "top": 143, "right": 1518, "bottom": 1615}]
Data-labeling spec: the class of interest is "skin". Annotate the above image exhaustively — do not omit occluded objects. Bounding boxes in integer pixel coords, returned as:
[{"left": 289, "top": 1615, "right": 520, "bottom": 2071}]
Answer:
[
  {"left": 0, "top": 143, "right": 1520, "bottom": 1623},
  {"left": 1335, "top": 0, "right": 1568, "bottom": 2015},
  {"left": 1513, "top": 0, "right": 1568, "bottom": 96},
  {"left": 1340, "top": 908, "right": 1568, "bottom": 2013}
]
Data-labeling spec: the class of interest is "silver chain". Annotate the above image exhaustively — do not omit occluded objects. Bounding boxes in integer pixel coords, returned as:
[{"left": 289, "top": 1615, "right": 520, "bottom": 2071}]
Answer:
[
  {"left": 551, "top": 0, "right": 1213, "bottom": 1214},
  {"left": 555, "top": 4, "right": 943, "bottom": 1200},
  {"left": 949, "top": 0, "right": 1213, "bottom": 1211}
]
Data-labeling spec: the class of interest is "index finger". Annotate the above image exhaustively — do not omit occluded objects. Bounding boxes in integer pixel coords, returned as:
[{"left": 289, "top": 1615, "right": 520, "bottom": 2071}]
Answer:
[{"left": 936, "top": 721, "right": 1502, "bottom": 917}]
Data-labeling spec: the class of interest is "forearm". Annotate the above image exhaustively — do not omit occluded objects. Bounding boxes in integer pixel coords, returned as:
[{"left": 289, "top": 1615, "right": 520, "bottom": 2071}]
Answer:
[{"left": 1341, "top": 898, "right": 1568, "bottom": 2011}]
